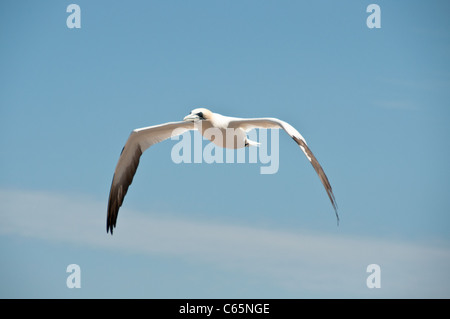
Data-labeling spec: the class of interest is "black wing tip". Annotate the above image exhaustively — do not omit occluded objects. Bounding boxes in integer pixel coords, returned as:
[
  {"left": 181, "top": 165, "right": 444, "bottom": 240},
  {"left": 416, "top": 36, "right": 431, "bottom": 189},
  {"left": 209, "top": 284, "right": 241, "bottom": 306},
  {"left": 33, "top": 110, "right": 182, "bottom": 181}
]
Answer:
[
  {"left": 106, "top": 196, "right": 118, "bottom": 236},
  {"left": 292, "top": 136, "right": 340, "bottom": 225},
  {"left": 327, "top": 188, "right": 340, "bottom": 226},
  {"left": 326, "top": 196, "right": 339, "bottom": 226},
  {"left": 335, "top": 207, "right": 340, "bottom": 226},
  {"left": 105, "top": 145, "right": 142, "bottom": 236},
  {"left": 106, "top": 222, "right": 114, "bottom": 235},
  {"left": 106, "top": 204, "right": 118, "bottom": 235}
]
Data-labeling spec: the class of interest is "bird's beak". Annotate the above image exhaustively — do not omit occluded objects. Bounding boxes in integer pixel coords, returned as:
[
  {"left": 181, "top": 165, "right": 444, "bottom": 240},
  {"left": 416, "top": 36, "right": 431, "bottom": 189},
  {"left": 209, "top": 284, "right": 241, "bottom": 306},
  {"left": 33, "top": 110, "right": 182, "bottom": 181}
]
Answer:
[{"left": 183, "top": 113, "right": 199, "bottom": 122}]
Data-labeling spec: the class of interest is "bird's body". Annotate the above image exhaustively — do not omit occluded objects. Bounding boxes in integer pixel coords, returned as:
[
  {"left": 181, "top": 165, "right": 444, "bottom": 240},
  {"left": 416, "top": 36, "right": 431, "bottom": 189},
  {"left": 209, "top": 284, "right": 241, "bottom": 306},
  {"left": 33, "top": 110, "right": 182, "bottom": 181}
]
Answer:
[{"left": 107, "top": 108, "right": 338, "bottom": 234}]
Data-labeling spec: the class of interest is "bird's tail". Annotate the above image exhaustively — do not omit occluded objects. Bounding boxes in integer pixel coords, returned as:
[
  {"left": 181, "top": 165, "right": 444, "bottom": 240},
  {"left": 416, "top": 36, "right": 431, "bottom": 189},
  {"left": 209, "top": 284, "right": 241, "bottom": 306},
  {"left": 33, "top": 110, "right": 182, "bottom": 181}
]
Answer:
[{"left": 245, "top": 139, "right": 260, "bottom": 147}]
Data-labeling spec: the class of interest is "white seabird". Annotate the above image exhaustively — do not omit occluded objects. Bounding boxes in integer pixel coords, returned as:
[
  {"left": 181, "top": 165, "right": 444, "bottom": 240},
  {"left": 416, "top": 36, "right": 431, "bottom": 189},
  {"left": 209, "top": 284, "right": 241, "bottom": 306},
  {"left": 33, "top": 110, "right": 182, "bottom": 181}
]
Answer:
[{"left": 107, "top": 108, "right": 338, "bottom": 234}]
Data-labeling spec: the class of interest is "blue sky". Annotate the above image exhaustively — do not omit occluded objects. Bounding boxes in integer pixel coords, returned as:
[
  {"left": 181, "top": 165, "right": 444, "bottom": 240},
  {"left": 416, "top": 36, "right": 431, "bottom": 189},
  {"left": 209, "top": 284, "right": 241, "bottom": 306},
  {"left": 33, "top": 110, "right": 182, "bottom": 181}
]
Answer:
[{"left": 1, "top": 0, "right": 449, "bottom": 298}]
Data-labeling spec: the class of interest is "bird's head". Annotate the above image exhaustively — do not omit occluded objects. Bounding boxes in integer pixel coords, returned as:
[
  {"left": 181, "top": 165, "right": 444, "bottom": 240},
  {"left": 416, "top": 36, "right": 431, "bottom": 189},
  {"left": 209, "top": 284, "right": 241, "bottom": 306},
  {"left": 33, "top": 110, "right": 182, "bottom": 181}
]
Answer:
[{"left": 183, "top": 108, "right": 213, "bottom": 122}]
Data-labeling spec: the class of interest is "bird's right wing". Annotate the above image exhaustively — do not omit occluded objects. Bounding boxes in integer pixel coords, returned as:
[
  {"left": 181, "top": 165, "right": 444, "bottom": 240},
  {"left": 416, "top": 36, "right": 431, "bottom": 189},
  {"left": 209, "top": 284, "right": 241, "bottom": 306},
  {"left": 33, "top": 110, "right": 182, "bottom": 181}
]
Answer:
[
  {"left": 107, "top": 121, "right": 195, "bottom": 234},
  {"left": 228, "top": 117, "right": 339, "bottom": 224}
]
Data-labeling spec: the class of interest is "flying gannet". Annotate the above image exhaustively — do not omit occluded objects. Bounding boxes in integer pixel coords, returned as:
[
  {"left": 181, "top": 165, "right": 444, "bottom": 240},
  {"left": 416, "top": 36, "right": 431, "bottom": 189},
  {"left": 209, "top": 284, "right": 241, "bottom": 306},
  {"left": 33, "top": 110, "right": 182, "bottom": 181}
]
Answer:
[{"left": 107, "top": 108, "right": 338, "bottom": 234}]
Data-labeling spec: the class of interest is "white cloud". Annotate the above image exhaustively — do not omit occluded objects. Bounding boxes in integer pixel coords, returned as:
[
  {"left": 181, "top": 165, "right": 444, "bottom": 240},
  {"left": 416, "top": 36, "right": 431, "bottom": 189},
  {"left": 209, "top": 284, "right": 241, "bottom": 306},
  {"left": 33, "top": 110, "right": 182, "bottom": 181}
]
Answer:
[{"left": 1, "top": 189, "right": 449, "bottom": 298}]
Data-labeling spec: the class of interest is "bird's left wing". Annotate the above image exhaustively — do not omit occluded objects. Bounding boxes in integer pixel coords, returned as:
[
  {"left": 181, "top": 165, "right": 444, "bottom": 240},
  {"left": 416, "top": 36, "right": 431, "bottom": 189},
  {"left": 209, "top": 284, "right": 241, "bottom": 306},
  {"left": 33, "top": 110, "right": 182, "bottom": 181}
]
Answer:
[
  {"left": 228, "top": 117, "right": 339, "bottom": 223},
  {"left": 107, "top": 121, "right": 195, "bottom": 234}
]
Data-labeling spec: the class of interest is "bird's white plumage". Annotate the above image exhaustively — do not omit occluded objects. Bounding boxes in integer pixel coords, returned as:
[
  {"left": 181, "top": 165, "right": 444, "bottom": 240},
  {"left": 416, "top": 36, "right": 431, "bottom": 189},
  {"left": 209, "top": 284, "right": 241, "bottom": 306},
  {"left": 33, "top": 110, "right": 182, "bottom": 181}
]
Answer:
[
  {"left": 113, "top": 121, "right": 195, "bottom": 183},
  {"left": 132, "top": 121, "right": 196, "bottom": 149},
  {"left": 107, "top": 108, "right": 338, "bottom": 234},
  {"left": 227, "top": 117, "right": 311, "bottom": 161}
]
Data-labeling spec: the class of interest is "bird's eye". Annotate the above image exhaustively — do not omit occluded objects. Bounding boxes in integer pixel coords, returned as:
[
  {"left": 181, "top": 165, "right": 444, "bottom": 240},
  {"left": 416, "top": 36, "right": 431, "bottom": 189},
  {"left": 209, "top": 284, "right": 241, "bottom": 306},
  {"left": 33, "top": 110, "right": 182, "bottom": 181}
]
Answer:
[{"left": 197, "top": 112, "right": 205, "bottom": 120}]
